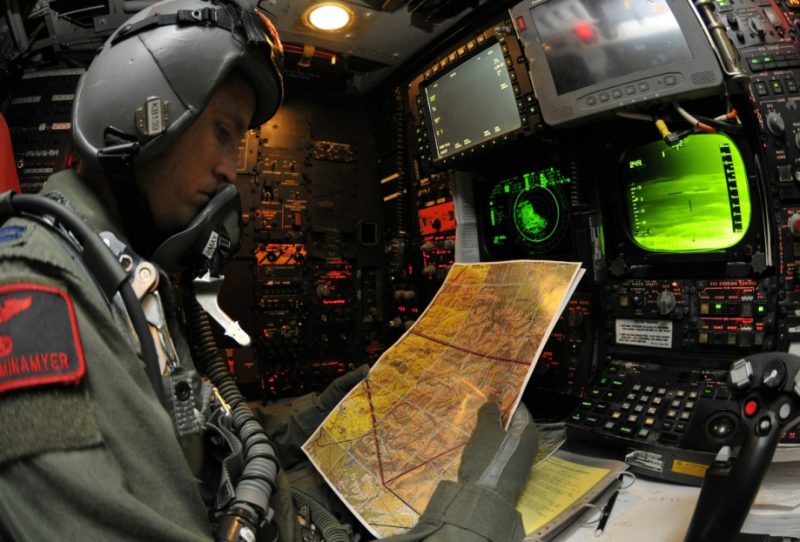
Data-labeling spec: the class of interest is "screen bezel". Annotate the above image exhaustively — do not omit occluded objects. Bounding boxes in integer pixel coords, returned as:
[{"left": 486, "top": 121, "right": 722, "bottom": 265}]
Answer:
[
  {"left": 406, "top": 20, "right": 541, "bottom": 172},
  {"left": 509, "top": 0, "right": 723, "bottom": 127},
  {"left": 418, "top": 37, "right": 526, "bottom": 163},
  {"left": 421, "top": 41, "right": 523, "bottom": 162},
  {"left": 605, "top": 132, "right": 770, "bottom": 277}
]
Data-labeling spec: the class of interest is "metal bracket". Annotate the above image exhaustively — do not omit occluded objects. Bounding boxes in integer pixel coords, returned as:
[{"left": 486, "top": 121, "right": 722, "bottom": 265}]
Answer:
[{"left": 192, "top": 271, "right": 251, "bottom": 346}]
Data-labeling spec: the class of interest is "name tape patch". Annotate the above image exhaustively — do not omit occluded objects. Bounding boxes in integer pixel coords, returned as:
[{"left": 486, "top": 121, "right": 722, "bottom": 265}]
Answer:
[{"left": 0, "top": 283, "right": 86, "bottom": 394}]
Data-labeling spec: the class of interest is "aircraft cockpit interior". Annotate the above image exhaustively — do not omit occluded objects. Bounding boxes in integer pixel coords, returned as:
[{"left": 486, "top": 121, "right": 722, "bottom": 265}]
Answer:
[{"left": 3, "top": 0, "right": 800, "bottom": 540}]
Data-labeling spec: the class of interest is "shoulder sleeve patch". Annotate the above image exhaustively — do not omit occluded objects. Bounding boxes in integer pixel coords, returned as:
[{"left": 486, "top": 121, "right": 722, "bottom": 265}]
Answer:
[
  {"left": 0, "top": 386, "right": 102, "bottom": 465},
  {"left": 0, "top": 283, "right": 86, "bottom": 394}
]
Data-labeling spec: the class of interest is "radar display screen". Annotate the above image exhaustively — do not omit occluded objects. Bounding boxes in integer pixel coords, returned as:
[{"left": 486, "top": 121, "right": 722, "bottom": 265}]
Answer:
[
  {"left": 482, "top": 167, "right": 572, "bottom": 256},
  {"left": 623, "top": 133, "right": 751, "bottom": 253}
]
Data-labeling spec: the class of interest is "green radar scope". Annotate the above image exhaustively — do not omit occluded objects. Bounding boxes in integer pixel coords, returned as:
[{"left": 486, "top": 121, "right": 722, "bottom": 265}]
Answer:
[{"left": 484, "top": 166, "right": 572, "bottom": 256}]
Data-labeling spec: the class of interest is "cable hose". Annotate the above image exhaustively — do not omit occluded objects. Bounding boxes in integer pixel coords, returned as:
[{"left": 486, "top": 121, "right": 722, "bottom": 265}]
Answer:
[
  {"left": 291, "top": 489, "right": 352, "bottom": 542},
  {"left": 183, "top": 292, "right": 279, "bottom": 529}
]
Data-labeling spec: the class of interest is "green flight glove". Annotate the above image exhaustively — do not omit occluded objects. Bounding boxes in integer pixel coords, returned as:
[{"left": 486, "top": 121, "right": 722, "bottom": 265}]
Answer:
[
  {"left": 317, "top": 364, "right": 371, "bottom": 414},
  {"left": 255, "top": 364, "right": 370, "bottom": 468},
  {"left": 384, "top": 401, "right": 538, "bottom": 542},
  {"left": 458, "top": 401, "right": 539, "bottom": 503}
]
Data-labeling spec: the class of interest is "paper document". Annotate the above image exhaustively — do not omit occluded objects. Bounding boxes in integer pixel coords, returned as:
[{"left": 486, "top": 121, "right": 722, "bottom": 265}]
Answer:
[
  {"left": 303, "top": 260, "right": 584, "bottom": 537},
  {"left": 519, "top": 450, "right": 627, "bottom": 541},
  {"left": 451, "top": 172, "right": 480, "bottom": 263},
  {"left": 742, "top": 459, "right": 800, "bottom": 537}
]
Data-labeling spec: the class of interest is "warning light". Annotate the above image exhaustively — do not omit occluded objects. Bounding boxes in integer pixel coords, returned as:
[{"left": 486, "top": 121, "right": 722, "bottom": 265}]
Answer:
[{"left": 573, "top": 22, "right": 596, "bottom": 43}]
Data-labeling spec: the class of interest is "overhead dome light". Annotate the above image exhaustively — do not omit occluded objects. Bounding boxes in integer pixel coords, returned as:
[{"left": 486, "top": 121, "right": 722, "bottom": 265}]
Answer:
[{"left": 305, "top": 3, "right": 353, "bottom": 31}]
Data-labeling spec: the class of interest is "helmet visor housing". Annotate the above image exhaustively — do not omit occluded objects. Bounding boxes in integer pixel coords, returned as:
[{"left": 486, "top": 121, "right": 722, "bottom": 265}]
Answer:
[{"left": 72, "top": 0, "right": 284, "bottom": 167}]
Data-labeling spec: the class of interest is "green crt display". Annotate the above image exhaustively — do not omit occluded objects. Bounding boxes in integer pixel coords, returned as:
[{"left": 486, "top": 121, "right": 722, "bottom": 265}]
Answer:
[
  {"left": 623, "top": 133, "right": 750, "bottom": 253},
  {"left": 487, "top": 166, "right": 571, "bottom": 255}
]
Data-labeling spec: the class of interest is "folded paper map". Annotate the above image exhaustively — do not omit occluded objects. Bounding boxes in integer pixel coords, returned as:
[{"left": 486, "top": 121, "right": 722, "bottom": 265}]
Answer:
[{"left": 303, "top": 260, "right": 584, "bottom": 537}]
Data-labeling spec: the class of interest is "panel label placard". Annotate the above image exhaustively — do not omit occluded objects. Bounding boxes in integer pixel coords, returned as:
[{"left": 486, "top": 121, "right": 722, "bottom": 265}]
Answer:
[{"left": 615, "top": 319, "right": 673, "bottom": 349}]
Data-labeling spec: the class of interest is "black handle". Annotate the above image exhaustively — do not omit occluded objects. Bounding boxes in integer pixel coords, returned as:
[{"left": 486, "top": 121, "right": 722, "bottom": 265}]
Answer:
[{"left": 684, "top": 352, "right": 800, "bottom": 542}]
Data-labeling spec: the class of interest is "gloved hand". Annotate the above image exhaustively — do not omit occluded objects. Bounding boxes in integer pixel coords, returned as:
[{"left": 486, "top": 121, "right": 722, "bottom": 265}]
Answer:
[
  {"left": 255, "top": 364, "right": 370, "bottom": 468},
  {"left": 316, "top": 364, "right": 371, "bottom": 415},
  {"left": 383, "top": 401, "right": 538, "bottom": 542},
  {"left": 458, "top": 401, "right": 538, "bottom": 504}
]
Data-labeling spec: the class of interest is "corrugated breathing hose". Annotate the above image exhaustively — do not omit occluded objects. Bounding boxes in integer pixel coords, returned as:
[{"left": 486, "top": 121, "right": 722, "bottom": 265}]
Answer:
[{"left": 183, "top": 289, "right": 280, "bottom": 542}]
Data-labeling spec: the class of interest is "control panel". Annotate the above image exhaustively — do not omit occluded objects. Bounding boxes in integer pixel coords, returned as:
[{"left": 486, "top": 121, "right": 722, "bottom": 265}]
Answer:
[
  {"left": 228, "top": 101, "right": 387, "bottom": 398},
  {"left": 528, "top": 293, "right": 594, "bottom": 402},
  {"left": 606, "top": 279, "right": 776, "bottom": 352},
  {"left": 419, "top": 200, "right": 456, "bottom": 281},
  {"left": 716, "top": 0, "right": 794, "bottom": 48},
  {"left": 5, "top": 67, "right": 83, "bottom": 193}
]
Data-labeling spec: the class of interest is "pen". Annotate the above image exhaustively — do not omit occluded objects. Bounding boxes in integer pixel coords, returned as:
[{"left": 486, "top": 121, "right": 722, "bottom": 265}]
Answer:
[{"left": 593, "top": 488, "right": 619, "bottom": 537}]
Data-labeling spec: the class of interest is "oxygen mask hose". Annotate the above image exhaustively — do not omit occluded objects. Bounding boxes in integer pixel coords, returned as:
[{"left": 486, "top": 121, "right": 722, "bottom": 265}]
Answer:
[{"left": 183, "top": 287, "right": 280, "bottom": 542}]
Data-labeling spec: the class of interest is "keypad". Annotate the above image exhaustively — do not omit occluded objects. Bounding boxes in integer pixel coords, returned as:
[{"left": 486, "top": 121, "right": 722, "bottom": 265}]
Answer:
[{"left": 567, "top": 362, "right": 730, "bottom": 446}]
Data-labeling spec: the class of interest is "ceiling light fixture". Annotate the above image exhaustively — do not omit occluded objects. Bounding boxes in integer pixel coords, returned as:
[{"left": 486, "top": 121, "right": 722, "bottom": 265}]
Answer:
[{"left": 305, "top": 2, "right": 353, "bottom": 31}]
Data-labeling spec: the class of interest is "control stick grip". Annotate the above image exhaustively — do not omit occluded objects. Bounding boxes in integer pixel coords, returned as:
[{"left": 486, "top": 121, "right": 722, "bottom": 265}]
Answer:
[
  {"left": 684, "top": 416, "right": 782, "bottom": 542},
  {"left": 684, "top": 352, "right": 800, "bottom": 542}
]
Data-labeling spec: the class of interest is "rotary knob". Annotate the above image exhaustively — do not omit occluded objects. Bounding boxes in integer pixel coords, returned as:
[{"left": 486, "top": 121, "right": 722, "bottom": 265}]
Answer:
[
  {"left": 656, "top": 290, "right": 677, "bottom": 315},
  {"left": 762, "top": 358, "right": 787, "bottom": 390},
  {"left": 788, "top": 214, "right": 800, "bottom": 237},
  {"left": 567, "top": 310, "right": 584, "bottom": 327},
  {"left": 316, "top": 284, "right": 331, "bottom": 298},
  {"left": 766, "top": 110, "right": 786, "bottom": 137},
  {"left": 748, "top": 16, "right": 767, "bottom": 40}
]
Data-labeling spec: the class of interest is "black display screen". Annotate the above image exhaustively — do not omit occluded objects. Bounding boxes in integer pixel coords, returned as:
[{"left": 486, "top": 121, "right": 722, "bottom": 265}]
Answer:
[
  {"left": 423, "top": 42, "right": 522, "bottom": 161},
  {"left": 530, "top": 0, "right": 693, "bottom": 95}
]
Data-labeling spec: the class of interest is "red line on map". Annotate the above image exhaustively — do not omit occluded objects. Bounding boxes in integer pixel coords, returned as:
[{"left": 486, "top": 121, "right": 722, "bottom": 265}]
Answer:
[
  {"left": 363, "top": 379, "right": 387, "bottom": 485},
  {"left": 362, "top": 377, "right": 465, "bottom": 516},
  {"left": 384, "top": 442, "right": 465, "bottom": 485},
  {"left": 309, "top": 432, "right": 370, "bottom": 449},
  {"left": 409, "top": 330, "right": 530, "bottom": 365},
  {"left": 447, "top": 265, "right": 467, "bottom": 283}
]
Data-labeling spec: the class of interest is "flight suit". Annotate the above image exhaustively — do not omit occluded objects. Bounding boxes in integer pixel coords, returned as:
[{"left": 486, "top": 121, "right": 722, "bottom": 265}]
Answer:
[
  {"left": 0, "top": 170, "right": 533, "bottom": 542},
  {"left": 0, "top": 169, "right": 300, "bottom": 541}
]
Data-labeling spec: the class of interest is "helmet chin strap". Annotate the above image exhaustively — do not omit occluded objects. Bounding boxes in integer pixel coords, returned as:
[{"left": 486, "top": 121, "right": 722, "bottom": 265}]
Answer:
[{"left": 97, "top": 127, "right": 169, "bottom": 259}]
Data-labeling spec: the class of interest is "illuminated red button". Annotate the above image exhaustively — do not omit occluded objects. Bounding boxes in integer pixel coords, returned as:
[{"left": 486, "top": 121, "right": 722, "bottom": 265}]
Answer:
[
  {"left": 789, "top": 214, "right": 800, "bottom": 237},
  {"left": 744, "top": 399, "right": 759, "bottom": 417},
  {"left": 515, "top": 16, "right": 527, "bottom": 31}
]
